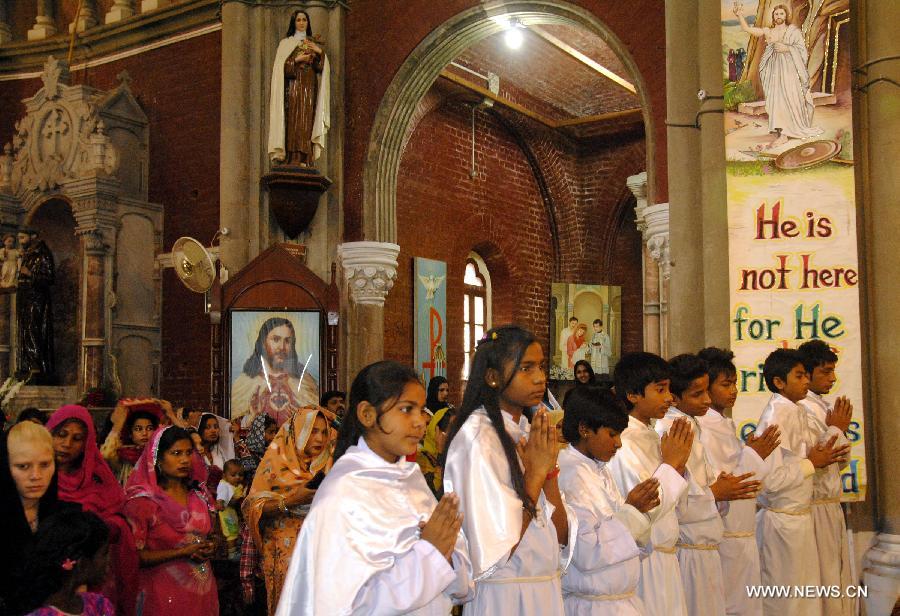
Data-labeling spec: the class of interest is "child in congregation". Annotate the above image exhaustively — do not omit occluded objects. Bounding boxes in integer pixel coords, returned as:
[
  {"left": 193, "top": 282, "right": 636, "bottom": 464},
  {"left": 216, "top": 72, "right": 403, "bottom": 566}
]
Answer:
[
  {"left": 15, "top": 509, "right": 114, "bottom": 616},
  {"left": 442, "top": 325, "right": 576, "bottom": 615},
  {"left": 797, "top": 340, "right": 854, "bottom": 616},
  {"left": 755, "top": 348, "right": 850, "bottom": 616},
  {"left": 607, "top": 351, "right": 692, "bottom": 616},
  {"left": 656, "top": 354, "right": 762, "bottom": 616},
  {"left": 558, "top": 384, "right": 662, "bottom": 615},
  {"left": 276, "top": 361, "right": 473, "bottom": 614},
  {"left": 216, "top": 459, "right": 246, "bottom": 560},
  {"left": 697, "top": 347, "right": 781, "bottom": 616}
]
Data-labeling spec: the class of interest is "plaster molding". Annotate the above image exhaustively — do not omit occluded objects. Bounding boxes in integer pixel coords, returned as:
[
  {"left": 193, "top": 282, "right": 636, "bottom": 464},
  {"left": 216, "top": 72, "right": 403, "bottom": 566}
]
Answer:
[{"left": 338, "top": 241, "right": 400, "bottom": 307}]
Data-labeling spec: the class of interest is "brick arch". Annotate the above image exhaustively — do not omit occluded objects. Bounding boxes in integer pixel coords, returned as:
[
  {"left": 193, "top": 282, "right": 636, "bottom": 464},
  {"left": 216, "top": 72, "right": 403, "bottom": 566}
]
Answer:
[{"left": 362, "top": 1, "right": 658, "bottom": 245}]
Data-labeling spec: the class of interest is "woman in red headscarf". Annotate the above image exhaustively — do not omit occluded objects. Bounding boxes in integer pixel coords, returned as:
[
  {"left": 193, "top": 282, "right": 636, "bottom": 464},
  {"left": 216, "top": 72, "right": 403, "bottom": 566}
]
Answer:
[
  {"left": 100, "top": 399, "right": 166, "bottom": 487},
  {"left": 46, "top": 405, "right": 140, "bottom": 616},
  {"left": 124, "top": 425, "right": 218, "bottom": 616}
]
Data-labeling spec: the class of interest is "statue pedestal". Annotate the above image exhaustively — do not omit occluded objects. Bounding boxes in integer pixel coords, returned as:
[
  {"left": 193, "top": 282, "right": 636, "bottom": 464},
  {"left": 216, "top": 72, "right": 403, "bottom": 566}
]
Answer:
[{"left": 262, "top": 167, "right": 331, "bottom": 239}]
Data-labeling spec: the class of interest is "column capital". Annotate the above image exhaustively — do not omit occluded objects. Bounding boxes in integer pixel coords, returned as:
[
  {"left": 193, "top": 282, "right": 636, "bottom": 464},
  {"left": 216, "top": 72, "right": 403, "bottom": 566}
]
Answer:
[
  {"left": 626, "top": 171, "right": 648, "bottom": 206},
  {"left": 634, "top": 201, "right": 671, "bottom": 280},
  {"left": 338, "top": 241, "right": 400, "bottom": 307}
]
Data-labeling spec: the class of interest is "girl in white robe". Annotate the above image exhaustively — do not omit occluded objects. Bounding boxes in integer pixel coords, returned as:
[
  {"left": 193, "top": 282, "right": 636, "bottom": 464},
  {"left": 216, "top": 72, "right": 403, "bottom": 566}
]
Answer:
[
  {"left": 277, "top": 361, "right": 473, "bottom": 615},
  {"left": 443, "top": 325, "right": 578, "bottom": 616},
  {"left": 558, "top": 385, "right": 660, "bottom": 616}
]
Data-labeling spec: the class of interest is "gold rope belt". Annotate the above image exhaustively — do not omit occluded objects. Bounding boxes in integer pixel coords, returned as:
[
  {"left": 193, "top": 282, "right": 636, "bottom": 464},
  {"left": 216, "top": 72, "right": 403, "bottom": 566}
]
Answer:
[
  {"left": 812, "top": 497, "right": 841, "bottom": 506},
  {"left": 481, "top": 571, "right": 561, "bottom": 585},
  {"left": 653, "top": 545, "right": 676, "bottom": 554},
  {"left": 676, "top": 542, "right": 719, "bottom": 551},
  {"left": 761, "top": 505, "right": 811, "bottom": 516},
  {"left": 567, "top": 590, "right": 636, "bottom": 602},
  {"left": 722, "top": 531, "right": 755, "bottom": 539}
]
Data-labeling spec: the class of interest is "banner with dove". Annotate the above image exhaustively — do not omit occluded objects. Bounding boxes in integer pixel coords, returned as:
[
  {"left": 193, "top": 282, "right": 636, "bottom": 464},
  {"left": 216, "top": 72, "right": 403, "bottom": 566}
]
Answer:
[{"left": 414, "top": 258, "right": 447, "bottom": 389}]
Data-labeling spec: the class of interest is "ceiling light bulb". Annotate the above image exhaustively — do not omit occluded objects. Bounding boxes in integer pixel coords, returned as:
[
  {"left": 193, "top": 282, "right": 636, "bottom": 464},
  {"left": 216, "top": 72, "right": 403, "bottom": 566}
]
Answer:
[{"left": 504, "top": 26, "right": 523, "bottom": 50}]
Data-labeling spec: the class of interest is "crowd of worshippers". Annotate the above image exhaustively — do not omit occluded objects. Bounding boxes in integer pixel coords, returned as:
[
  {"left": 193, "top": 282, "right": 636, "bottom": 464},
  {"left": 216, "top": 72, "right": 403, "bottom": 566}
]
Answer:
[{"left": 0, "top": 325, "right": 853, "bottom": 616}]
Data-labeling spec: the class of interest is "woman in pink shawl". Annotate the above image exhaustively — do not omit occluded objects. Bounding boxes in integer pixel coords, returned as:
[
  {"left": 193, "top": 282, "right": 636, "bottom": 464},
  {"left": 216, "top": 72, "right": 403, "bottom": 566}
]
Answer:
[
  {"left": 46, "top": 405, "right": 140, "bottom": 616},
  {"left": 124, "top": 425, "right": 219, "bottom": 616}
]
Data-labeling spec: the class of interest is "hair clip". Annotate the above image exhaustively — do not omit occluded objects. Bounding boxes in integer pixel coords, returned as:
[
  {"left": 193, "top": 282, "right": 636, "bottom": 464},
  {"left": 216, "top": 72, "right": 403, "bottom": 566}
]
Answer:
[{"left": 61, "top": 558, "right": 77, "bottom": 571}]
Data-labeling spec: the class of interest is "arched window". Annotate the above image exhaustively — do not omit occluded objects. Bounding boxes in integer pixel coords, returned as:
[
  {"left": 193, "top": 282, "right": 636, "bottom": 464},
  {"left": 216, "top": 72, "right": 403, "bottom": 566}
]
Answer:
[{"left": 463, "top": 253, "right": 491, "bottom": 378}]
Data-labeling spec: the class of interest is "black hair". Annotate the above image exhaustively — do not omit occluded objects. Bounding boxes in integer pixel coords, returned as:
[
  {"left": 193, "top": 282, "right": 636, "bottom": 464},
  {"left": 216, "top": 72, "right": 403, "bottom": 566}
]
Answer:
[
  {"left": 668, "top": 354, "right": 710, "bottom": 398},
  {"left": 319, "top": 390, "right": 346, "bottom": 407},
  {"left": 198, "top": 413, "right": 219, "bottom": 440},
  {"left": 572, "top": 359, "right": 595, "bottom": 384},
  {"left": 334, "top": 361, "right": 422, "bottom": 462},
  {"left": 594, "top": 373, "right": 614, "bottom": 390},
  {"left": 442, "top": 324, "right": 540, "bottom": 516},
  {"left": 16, "top": 407, "right": 45, "bottom": 425},
  {"left": 425, "top": 376, "right": 450, "bottom": 413},
  {"left": 763, "top": 348, "right": 805, "bottom": 393},
  {"left": 435, "top": 409, "right": 454, "bottom": 433},
  {"left": 286, "top": 10, "right": 313, "bottom": 37},
  {"left": 154, "top": 426, "right": 196, "bottom": 486},
  {"left": 242, "top": 317, "right": 304, "bottom": 379},
  {"left": 13, "top": 509, "right": 110, "bottom": 614},
  {"left": 562, "top": 385, "right": 628, "bottom": 444},
  {"left": 698, "top": 347, "right": 737, "bottom": 384},
  {"left": 122, "top": 410, "right": 160, "bottom": 446},
  {"left": 222, "top": 459, "right": 243, "bottom": 475},
  {"left": 568, "top": 316, "right": 578, "bottom": 323},
  {"left": 797, "top": 339, "right": 838, "bottom": 374},
  {"left": 592, "top": 319, "right": 603, "bottom": 326},
  {"left": 613, "top": 351, "right": 671, "bottom": 410},
  {"left": 263, "top": 414, "right": 278, "bottom": 430}
]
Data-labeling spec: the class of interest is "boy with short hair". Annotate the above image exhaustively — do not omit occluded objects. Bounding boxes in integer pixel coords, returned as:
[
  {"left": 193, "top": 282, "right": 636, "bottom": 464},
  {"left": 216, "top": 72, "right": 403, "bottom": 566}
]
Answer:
[
  {"left": 797, "top": 340, "right": 854, "bottom": 616},
  {"left": 756, "top": 348, "right": 849, "bottom": 616},
  {"left": 656, "top": 354, "right": 760, "bottom": 616},
  {"left": 698, "top": 347, "right": 780, "bottom": 616},
  {"left": 608, "top": 352, "right": 693, "bottom": 616}
]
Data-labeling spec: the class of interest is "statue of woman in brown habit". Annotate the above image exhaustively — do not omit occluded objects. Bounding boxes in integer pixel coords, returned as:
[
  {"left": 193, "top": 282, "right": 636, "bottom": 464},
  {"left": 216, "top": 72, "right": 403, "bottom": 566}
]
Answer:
[{"left": 267, "top": 10, "right": 330, "bottom": 166}]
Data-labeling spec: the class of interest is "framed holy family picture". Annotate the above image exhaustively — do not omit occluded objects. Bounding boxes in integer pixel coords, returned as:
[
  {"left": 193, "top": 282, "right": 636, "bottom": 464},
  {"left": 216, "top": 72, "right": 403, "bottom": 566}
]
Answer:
[{"left": 549, "top": 282, "right": 622, "bottom": 381}]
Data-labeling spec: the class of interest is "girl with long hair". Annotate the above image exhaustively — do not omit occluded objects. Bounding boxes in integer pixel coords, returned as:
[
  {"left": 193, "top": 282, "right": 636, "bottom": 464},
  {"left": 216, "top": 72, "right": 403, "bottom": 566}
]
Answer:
[
  {"left": 442, "top": 325, "right": 576, "bottom": 614},
  {"left": 277, "top": 361, "right": 473, "bottom": 614}
]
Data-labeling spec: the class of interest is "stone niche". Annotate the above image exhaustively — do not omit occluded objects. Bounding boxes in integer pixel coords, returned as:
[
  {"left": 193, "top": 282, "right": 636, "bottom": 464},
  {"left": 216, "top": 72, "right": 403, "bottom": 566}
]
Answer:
[{"left": 0, "top": 56, "right": 162, "bottom": 410}]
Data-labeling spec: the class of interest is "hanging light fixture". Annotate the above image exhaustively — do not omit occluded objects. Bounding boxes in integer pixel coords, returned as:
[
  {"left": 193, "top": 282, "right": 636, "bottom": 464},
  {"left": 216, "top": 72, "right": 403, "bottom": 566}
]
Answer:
[{"left": 504, "top": 18, "right": 524, "bottom": 50}]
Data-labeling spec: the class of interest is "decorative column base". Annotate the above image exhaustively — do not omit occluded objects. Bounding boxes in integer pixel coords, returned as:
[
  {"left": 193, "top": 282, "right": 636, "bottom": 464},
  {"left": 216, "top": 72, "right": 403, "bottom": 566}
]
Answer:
[
  {"left": 27, "top": 18, "right": 57, "bottom": 41},
  {"left": 105, "top": 1, "right": 135, "bottom": 24},
  {"left": 863, "top": 533, "right": 900, "bottom": 616},
  {"left": 338, "top": 241, "right": 400, "bottom": 376},
  {"left": 140, "top": 0, "right": 170, "bottom": 13}
]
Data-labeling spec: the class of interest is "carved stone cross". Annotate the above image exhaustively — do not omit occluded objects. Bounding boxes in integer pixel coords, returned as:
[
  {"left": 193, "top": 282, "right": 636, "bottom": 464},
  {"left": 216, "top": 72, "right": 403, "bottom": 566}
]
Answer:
[{"left": 42, "top": 109, "right": 70, "bottom": 160}]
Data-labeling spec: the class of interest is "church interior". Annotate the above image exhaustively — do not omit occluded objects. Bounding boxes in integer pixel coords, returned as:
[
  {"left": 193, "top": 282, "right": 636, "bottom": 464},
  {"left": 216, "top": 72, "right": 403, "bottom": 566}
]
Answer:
[{"left": 0, "top": 0, "right": 898, "bottom": 614}]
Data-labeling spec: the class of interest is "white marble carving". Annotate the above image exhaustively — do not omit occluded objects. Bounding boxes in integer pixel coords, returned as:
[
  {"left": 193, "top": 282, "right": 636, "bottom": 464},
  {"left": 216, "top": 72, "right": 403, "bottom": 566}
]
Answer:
[{"left": 338, "top": 241, "right": 400, "bottom": 306}]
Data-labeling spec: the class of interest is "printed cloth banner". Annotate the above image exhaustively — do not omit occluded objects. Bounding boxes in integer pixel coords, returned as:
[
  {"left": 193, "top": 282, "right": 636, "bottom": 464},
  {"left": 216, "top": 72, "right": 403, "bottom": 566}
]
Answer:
[
  {"left": 414, "top": 257, "right": 447, "bottom": 389},
  {"left": 721, "top": 0, "right": 865, "bottom": 500}
]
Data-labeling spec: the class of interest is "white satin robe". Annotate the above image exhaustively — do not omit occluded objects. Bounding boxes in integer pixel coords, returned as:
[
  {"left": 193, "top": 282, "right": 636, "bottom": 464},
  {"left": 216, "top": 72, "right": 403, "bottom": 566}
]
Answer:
[
  {"left": 655, "top": 408, "right": 726, "bottom": 616},
  {"left": 755, "top": 394, "right": 821, "bottom": 616},
  {"left": 557, "top": 444, "right": 648, "bottom": 616},
  {"left": 608, "top": 415, "right": 689, "bottom": 616},
  {"left": 276, "top": 437, "right": 473, "bottom": 615},
  {"left": 799, "top": 392, "right": 854, "bottom": 616},
  {"left": 443, "top": 407, "right": 578, "bottom": 616},
  {"left": 698, "top": 408, "right": 768, "bottom": 616}
]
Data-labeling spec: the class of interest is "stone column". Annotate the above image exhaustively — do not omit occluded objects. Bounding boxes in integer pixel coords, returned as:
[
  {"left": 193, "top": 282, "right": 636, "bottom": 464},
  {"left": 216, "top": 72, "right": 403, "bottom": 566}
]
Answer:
[
  {"left": 69, "top": 0, "right": 97, "bottom": 33},
  {"left": 861, "top": 0, "right": 900, "bottom": 612},
  {"left": 337, "top": 241, "right": 399, "bottom": 378},
  {"left": 77, "top": 229, "right": 108, "bottom": 392},
  {"left": 629, "top": 172, "right": 670, "bottom": 357},
  {"left": 0, "top": 1, "right": 13, "bottom": 45},
  {"left": 28, "top": 0, "right": 57, "bottom": 41},
  {"left": 105, "top": 0, "right": 135, "bottom": 24}
]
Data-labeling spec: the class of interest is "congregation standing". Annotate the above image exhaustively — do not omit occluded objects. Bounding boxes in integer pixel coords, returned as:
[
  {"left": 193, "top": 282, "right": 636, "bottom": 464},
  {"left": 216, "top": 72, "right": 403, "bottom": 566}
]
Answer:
[{"left": 0, "top": 324, "right": 856, "bottom": 615}]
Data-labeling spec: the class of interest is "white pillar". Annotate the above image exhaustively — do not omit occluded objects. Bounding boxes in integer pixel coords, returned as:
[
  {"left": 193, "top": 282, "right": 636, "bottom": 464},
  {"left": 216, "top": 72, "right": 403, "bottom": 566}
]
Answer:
[
  {"left": 628, "top": 172, "right": 670, "bottom": 357},
  {"left": 337, "top": 241, "right": 400, "bottom": 377},
  {"left": 28, "top": 0, "right": 57, "bottom": 41}
]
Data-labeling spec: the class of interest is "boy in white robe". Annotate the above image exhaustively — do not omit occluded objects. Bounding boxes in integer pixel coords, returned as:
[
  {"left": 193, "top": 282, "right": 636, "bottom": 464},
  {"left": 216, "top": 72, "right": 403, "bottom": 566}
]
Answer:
[
  {"left": 798, "top": 340, "right": 855, "bottom": 616},
  {"left": 558, "top": 385, "right": 664, "bottom": 615},
  {"left": 657, "top": 354, "right": 762, "bottom": 616},
  {"left": 697, "top": 347, "right": 781, "bottom": 616},
  {"left": 608, "top": 352, "right": 692, "bottom": 616},
  {"left": 755, "top": 349, "right": 850, "bottom": 616}
]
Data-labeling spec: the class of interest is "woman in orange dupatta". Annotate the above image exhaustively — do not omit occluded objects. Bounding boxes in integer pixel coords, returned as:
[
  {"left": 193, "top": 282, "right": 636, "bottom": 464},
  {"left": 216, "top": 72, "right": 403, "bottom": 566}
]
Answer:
[{"left": 242, "top": 408, "right": 332, "bottom": 615}]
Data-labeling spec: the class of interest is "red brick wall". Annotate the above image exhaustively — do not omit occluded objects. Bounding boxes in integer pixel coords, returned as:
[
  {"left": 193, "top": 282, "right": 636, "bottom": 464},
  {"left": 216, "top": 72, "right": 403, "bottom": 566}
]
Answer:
[
  {"left": 344, "top": 0, "right": 667, "bottom": 241},
  {"left": 388, "top": 97, "right": 644, "bottom": 401},
  {"left": 0, "top": 32, "right": 221, "bottom": 408}
]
